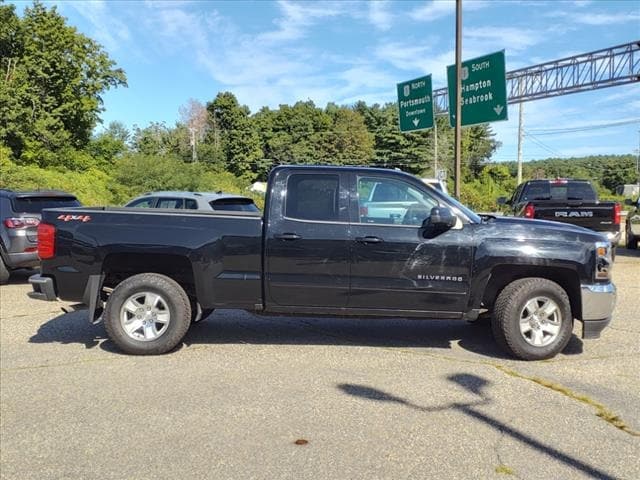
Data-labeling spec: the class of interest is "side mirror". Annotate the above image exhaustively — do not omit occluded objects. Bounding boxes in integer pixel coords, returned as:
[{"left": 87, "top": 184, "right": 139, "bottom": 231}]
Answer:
[
  {"left": 497, "top": 196, "right": 508, "bottom": 205},
  {"left": 625, "top": 199, "right": 634, "bottom": 206},
  {"left": 423, "top": 207, "right": 457, "bottom": 230}
]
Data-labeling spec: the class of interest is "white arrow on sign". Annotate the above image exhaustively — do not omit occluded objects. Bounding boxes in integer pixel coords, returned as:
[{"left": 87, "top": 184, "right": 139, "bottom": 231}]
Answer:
[
  {"left": 493, "top": 105, "right": 504, "bottom": 116},
  {"left": 412, "top": 118, "right": 420, "bottom": 127}
]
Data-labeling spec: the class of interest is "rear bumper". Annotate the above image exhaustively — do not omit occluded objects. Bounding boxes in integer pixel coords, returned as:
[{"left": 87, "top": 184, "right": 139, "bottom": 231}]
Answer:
[
  {"left": 3, "top": 251, "right": 39, "bottom": 269},
  {"left": 28, "top": 274, "right": 57, "bottom": 301},
  {"left": 580, "top": 282, "right": 616, "bottom": 339}
]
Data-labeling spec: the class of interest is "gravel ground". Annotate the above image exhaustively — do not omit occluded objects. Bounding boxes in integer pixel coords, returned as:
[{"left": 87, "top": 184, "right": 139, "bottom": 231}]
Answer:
[{"left": 1, "top": 250, "right": 638, "bottom": 479}]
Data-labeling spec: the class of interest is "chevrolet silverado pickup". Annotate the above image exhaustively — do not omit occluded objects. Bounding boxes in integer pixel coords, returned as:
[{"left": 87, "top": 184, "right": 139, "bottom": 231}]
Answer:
[
  {"left": 28, "top": 166, "right": 616, "bottom": 360},
  {"left": 499, "top": 179, "right": 621, "bottom": 245}
]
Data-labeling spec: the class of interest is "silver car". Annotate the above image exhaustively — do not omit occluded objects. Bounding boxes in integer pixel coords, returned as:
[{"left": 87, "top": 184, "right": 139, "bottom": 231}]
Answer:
[{"left": 124, "top": 191, "right": 260, "bottom": 212}]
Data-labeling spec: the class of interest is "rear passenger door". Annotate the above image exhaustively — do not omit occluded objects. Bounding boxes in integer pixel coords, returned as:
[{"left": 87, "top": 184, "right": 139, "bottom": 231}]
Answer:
[{"left": 265, "top": 170, "right": 350, "bottom": 308}]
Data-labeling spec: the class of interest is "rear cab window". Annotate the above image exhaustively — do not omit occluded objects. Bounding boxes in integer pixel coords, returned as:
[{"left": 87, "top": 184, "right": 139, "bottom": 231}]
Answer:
[
  {"left": 285, "top": 174, "right": 340, "bottom": 222},
  {"left": 522, "top": 181, "right": 596, "bottom": 201},
  {"left": 12, "top": 196, "right": 80, "bottom": 213}
]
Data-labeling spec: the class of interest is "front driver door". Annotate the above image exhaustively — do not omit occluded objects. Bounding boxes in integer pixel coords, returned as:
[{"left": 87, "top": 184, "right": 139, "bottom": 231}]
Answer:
[{"left": 348, "top": 174, "right": 473, "bottom": 315}]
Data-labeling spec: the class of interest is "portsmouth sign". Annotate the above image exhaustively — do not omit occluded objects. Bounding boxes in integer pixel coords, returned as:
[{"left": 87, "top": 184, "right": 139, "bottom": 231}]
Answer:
[{"left": 397, "top": 74, "right": 434, "bottom": 132}]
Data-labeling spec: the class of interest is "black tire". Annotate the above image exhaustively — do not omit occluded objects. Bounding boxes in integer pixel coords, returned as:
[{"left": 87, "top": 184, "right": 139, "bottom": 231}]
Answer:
[
  {"left": 491, "top": 278, "right": 573, "bottom": 361},
  {"left": 0, "top": 256, "right": 9, "bottom": 285},
  {"left": 104, "top": 273, "right": 191, "bottom": 355},
  {"left": 627, "top": 229, "right": 637, "bottom": 249}
]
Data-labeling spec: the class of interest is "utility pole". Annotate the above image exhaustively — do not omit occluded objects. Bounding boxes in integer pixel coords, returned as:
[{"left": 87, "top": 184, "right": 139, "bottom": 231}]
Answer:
[
  {"left": 454, "top": 0, "right": 462, "bottom": 199},
  {"left": 433, "top": 119, "right": 438, "bottom": 174},
  {"left": 516, "top": 86, "right": 524, "bottom": 185}
]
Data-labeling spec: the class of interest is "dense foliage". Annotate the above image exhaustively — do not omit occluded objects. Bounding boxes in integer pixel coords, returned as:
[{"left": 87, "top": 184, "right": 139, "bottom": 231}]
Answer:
[{"left": 1, "top": 2, "right": 638, "bottom": 212}]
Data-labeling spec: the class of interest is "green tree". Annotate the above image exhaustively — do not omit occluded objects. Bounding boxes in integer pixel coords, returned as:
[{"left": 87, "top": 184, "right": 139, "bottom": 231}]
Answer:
[
  {"left": 206, "top": 92, "right": 263, "bottom": 179},
  {"left": 322, "top": 106, "right": 373, "bottom": 165},
  {"left": 0, "top": 2, "right": 126, "bottom": 162}
]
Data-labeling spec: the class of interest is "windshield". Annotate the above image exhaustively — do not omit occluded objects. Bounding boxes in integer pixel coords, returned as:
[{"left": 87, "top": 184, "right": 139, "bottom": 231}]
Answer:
[{"left": 438, "top": 191, "right": 482, "bottom": 223}]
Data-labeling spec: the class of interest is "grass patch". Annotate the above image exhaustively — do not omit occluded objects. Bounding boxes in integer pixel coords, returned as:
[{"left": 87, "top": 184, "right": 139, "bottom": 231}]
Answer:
[{"left": 495, "top": 464, "right": 515, "bottom": 475}]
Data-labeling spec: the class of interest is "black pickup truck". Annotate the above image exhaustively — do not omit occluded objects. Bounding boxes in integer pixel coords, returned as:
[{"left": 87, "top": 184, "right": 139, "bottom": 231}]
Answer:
[
  {"left": 499, "top": 179, "right": 621, "bottom": 246},
  {"left": 28, "top": 166, "right": 616, "bottom": 360}
]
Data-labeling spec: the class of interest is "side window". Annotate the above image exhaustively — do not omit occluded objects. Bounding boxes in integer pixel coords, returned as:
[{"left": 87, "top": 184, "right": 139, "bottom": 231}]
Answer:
[
  {"left": 358, "top": 177, "right": 438, "bottom": 226},
  {"left": 127, "top": 198, "right": 155, "bottom": 208},
  {"left": 157, "top": 198, "right": 184, "bottom": 209},
  {"left": 185, "top": 199, "right": 198, "bottom": 209},
  {"left": 286, "top": 174, "right": 339, "bottom": 222}
]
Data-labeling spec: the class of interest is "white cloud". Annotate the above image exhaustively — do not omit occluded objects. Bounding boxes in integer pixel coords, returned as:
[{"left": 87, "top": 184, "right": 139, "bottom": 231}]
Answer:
[
  {"left": 368, "top": 1, "right": 393, "bottom": 31},
  {"left": 410, "top": 0, "right": 455, "bottom": 22},
  {"left": 66, "top": 0, "right": 130, "bottom": 51},
  {"left": 464, "top": 27, "right": 541, "bottom": 53},
  {"left": 572, "top": 11, "right": 640, "bottom": 25},
  {"left": 257, "top": 0, "right": 345, "bottom": 44},
  {"left": 410, "top": 0, "right": 489, "bottom": 22}
]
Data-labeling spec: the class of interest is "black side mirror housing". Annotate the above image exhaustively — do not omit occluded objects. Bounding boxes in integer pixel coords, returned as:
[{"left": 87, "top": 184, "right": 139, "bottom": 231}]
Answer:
[
  {"left": 625, "top": 198, "right": 634, "bottom": 206},
  {"left": 497, "top": 196, "right": 508, "bottom": 205},
  {"left": 423, "top": 207, "right": 457, "bottom": 231}
]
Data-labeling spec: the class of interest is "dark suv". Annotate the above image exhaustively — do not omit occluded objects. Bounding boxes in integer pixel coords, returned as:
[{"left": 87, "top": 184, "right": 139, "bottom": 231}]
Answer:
[{"left": 0, "top": 189, "right": 80, "bottom": 284}]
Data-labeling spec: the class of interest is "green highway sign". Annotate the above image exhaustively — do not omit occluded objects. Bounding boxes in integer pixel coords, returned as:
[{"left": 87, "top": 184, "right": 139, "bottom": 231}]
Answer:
[
  {"left": 447, "top": 50, "right": 508, "bottom": 127},
  {"left": 397, "top": 74, "right": 434, "bottom": 132}
]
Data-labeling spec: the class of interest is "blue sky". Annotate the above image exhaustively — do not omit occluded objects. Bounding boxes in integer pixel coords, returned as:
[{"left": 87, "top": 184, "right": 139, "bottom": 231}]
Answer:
[{"left": 17, "top": 0, "right": 640, "bottom": 162}]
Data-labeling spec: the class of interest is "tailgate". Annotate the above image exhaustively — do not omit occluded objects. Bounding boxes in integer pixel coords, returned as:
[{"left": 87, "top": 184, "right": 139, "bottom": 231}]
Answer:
[{"left": 532, "top": 202, "right": 616, "bottom": 231}]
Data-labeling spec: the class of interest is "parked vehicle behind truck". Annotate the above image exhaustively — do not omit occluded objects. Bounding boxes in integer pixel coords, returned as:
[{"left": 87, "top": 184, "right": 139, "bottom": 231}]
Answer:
[
  {"left": 1, "top": 189, "right": 80, "bottom": 284},
  {"left": 625, "top": 197, "right": 640, "bottom": 249},
  {"left": 499, "top": 179, "right": 621, "bottom": 246},
  {"left": 28, "top": 166, "right": 616, "bottom": 360}
]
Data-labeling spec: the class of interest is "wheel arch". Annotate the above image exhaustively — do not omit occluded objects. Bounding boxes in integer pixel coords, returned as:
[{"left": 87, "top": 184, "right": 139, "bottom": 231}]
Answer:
[
  {"left": 482, "top": 265, "right": 581, "bottom": 320},
  {"left": 102, "top": 253, "right": 197, "bottom": 299}
]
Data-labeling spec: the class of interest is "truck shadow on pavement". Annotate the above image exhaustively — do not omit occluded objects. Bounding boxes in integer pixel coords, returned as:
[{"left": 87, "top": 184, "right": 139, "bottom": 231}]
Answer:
[
  {"left": 338, "top": 375, "right": 617, "bottom": 479},
  {"left": 29, "top": 309, "right": 583, "bottom": 360}
]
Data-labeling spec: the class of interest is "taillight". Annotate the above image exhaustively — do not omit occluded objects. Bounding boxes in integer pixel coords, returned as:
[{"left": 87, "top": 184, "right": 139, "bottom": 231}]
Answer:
[
  {"left": 3, "top": 217, "right": 40, "bottom": 229},
  {"left": 613, "top": 202, "right": 621, "bottom": 225},
  {"left": 524, "top": 203, "right": 535, "bottom": 218},
  {"left": 37, "top": 223, "right": 56, "bottom": 259}
]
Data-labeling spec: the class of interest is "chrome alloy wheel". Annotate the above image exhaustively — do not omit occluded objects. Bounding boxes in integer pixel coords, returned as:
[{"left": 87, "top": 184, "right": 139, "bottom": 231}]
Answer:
[
  {"left": 519, "top": 296, "right": 562, "bottom": 347},
  {"left": 120, "top": 291, "right": 171, "bottom": 341}
]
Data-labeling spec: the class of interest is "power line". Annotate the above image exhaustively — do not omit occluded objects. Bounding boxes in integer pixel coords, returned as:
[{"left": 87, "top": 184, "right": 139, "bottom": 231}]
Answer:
[{"left": 526, "top": 118, "right": 640, "bottom": 135}]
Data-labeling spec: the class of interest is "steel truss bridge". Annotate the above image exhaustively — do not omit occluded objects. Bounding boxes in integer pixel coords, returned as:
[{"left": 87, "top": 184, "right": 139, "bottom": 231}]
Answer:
[{"left": 433, "top": 40, "right": 640, "bottom": 113}]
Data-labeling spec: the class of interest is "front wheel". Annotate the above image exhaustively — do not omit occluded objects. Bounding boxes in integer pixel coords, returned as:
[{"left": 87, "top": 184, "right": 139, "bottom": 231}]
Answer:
[
  {"left": 491, "top": 278, "right": 573, "bottom": 360},
  {"left": 104, "top": 273, "right": 191, "bottom": 355}
]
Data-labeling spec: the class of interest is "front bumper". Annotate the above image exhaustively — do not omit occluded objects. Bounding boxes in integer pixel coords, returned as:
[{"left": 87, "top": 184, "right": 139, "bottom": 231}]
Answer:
[
  {"left": 28, "top": 274, "right": 57, "bottom": 301},
  {"left": 580, "top": 282, "right": 616, "bottom": 339}
]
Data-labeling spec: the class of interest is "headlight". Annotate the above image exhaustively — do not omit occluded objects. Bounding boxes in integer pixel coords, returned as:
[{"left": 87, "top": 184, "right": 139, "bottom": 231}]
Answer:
[{"left": 594, "top": 241, "right": 612, "bottom": 280}]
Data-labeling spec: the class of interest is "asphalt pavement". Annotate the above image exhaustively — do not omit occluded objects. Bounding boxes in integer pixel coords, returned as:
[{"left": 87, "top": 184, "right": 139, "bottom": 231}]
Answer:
[{"left": 1, "top": 250, "right": 638, "bottom": 479}]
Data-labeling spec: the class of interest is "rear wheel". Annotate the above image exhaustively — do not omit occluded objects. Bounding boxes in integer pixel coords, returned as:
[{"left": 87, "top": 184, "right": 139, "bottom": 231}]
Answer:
[
  {"left": 492, "top": 278, "right": 573, "bottom": 360},
  {"left": 0, "top": 257, "right": 9, "bottom": 285},
  {"left": 104, "top": 273, "right": 191, "bottom": 355}
]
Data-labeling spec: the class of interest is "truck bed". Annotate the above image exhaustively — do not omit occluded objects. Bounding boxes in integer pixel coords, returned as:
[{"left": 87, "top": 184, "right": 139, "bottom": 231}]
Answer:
[{"left": 39, "top": 207, "right": 264, "bottom": 309}]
